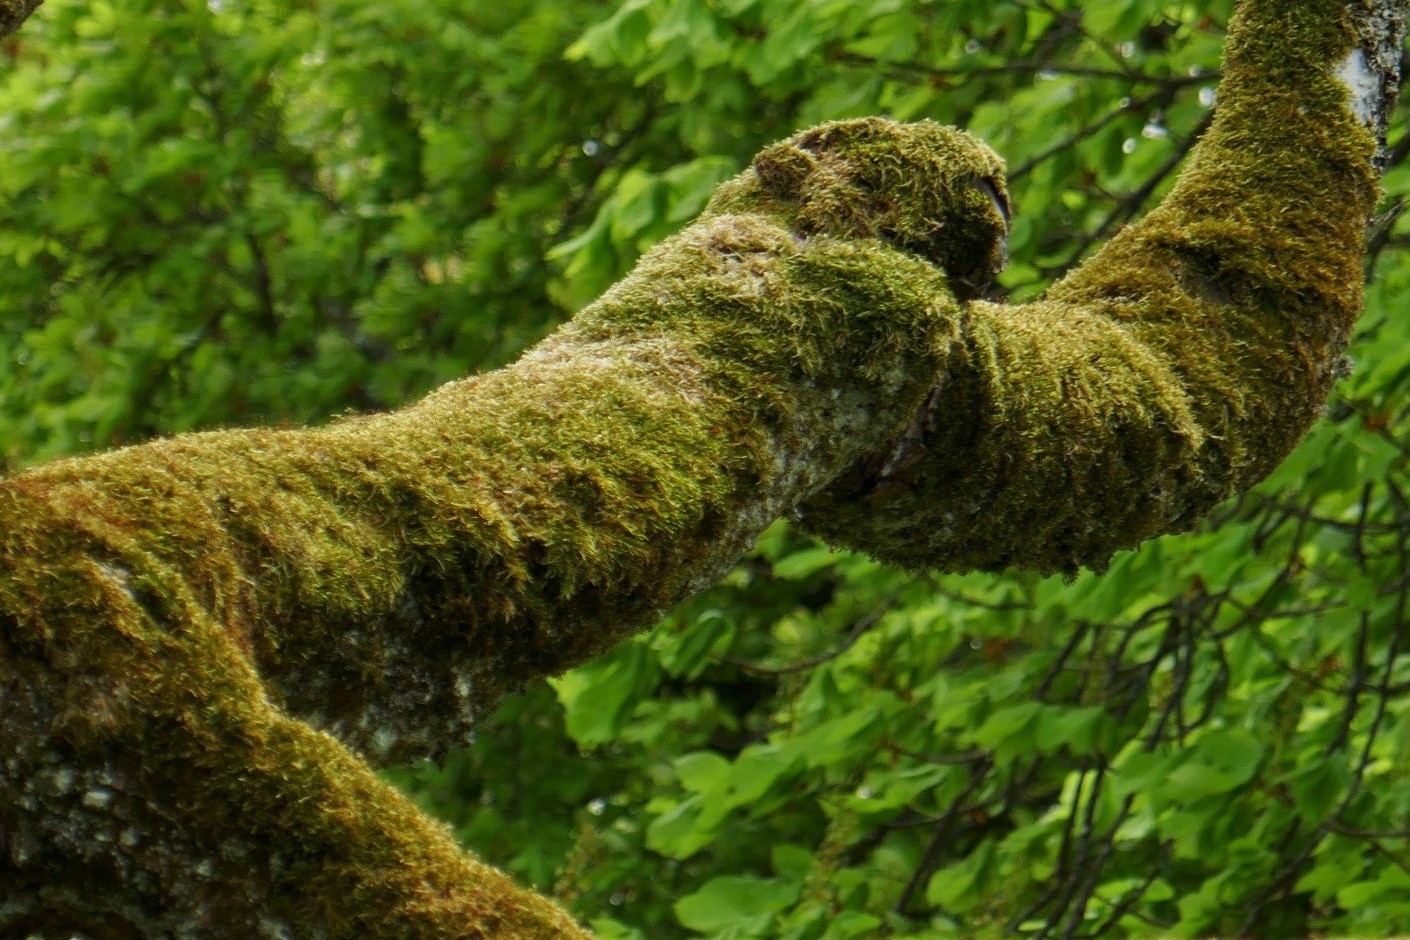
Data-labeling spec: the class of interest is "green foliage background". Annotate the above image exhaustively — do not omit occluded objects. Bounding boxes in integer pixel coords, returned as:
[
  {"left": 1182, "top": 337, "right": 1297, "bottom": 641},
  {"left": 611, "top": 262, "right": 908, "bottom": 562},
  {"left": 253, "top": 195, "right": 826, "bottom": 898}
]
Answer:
[{"left": 3, "top": 0, "right": 1410, "bottom": 937}]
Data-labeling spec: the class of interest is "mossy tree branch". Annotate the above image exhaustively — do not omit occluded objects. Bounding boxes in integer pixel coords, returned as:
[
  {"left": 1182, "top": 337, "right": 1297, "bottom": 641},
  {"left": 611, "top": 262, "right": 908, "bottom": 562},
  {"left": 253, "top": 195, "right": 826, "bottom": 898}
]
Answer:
[
  {"left": 0, "top": 0, "right": 1405, "bottom": 937},
  {"left": 801, "top": 1, "right": 1403, "bottom": 572}
]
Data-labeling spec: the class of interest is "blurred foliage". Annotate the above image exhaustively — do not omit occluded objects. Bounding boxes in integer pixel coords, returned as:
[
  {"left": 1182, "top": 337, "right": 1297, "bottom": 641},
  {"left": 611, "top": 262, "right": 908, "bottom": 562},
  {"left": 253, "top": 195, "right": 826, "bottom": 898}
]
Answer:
[{"left": 5, "top": 0, "right": 1410, "bottom": 938}]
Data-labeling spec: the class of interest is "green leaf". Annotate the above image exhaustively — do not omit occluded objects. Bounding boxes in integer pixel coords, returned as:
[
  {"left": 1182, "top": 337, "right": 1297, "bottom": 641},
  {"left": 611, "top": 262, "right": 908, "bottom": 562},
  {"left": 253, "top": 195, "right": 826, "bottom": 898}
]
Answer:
[
  {"left": 772, "top": 545, "right": 846, "bottom": 580},
  {"left": 674, "top": 876, "right": 801, "bottom": 933},
  {"left": 771, "top": 843, "right": 815, "bottom": 882},
  {"left": 1287, "top": 760, "right": 1351, "bottom": 821},
  {"left": 676, "top": 751, "right": 731, "bottom": 793},
  {"left": 794, "top": 707, "right": 881, "bottom": 769},
  {"left": 822, "top": 912, "right": 884, "bottom": 939},
  {"left": 646, "top": 795, "right": 714, "bottom": 859},
  {"left": 657, "top": 609, "right": 736, "bottom": 678},
  {"left": 1166, "top": 728, "right": 1266, "bottom": 800},
  {"left": 729, "top": 744, "right": 802, "bottom": 806},
  {"left": 551, "top": 641, "right": 657, "bottom": 747},
  {"left": 1337, "top": 867, "right": 1410, "bottom": 908},
  {"left": 1036, "top": 705, "right": 1110, "bottom": 755},
  {"left": 926, "top": 840, "right": 995, "bottom": 909},
  {"left": 970, "top": 701, "right": 1041, "bottom": 748}
]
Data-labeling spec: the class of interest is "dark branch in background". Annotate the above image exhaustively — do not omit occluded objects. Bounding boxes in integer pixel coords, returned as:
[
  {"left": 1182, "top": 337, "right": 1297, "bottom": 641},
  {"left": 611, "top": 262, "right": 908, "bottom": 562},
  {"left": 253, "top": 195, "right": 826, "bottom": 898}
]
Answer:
[
  {"left": 1239, "top": 618, "right": 1404, "bottom": 934},
  {"left": 1057, "top": 110, "right": 1215, "bottom": 272},
  {"left": 894, "top": 471, "right": 1410, "bottom": 937},
  {"left": 1008, "top": 90, "right": 1173, "bottom": 182},
  {"left": 893, "top": 758, "right": 994, "bottom": 916},
  {"left": 722, "top": 593, "right": 899, "bottom": 674},
  {"left": 834, "top": 51, "right": 1217, "bottom": 91},
  {"left": 1017, "top": 0, "right": 1153, "bottom": 82}
]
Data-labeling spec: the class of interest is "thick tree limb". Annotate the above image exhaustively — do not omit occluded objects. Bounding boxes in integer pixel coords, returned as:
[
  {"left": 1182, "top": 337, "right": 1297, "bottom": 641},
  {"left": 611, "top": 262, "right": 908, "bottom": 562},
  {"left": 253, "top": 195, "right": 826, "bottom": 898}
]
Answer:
[
  {"left": 0, "top": 0, "right": 1405, "bottom": 937},
  {"left": 801, "top": 0, "right": 1404, "bottom": 571}
]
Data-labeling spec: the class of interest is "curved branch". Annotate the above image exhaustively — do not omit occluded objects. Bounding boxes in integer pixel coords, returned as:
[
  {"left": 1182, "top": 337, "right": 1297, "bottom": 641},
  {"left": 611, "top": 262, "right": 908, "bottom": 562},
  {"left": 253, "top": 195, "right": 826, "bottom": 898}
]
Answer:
[{"left": 802, "top": 0, "right": 1406, "bottom": 574}]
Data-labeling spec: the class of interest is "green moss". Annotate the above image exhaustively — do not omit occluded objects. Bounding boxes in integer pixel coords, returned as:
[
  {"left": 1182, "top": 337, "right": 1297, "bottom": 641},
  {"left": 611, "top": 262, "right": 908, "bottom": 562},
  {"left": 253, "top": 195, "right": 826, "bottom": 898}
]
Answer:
[{"left": 800, "top": 0, "right": 1378, "bottom": 574}]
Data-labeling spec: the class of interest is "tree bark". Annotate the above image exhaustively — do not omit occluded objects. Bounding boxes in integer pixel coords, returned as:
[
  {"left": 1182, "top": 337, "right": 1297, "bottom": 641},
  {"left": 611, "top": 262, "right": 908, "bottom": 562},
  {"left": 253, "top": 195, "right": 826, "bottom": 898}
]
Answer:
[
  {"left": 0, "top": 0, "right": 1404, "bottom": 937},
  {"left": 0, "top": 0, "right": 40, "bottom": 42}
]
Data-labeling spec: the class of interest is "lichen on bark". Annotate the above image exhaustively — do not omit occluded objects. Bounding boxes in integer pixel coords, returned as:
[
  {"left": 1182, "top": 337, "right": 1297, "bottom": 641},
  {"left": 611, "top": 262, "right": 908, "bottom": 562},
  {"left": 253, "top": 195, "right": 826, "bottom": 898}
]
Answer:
[{"left": 0, "top": 0, "right": 1402, "bottom": 937}]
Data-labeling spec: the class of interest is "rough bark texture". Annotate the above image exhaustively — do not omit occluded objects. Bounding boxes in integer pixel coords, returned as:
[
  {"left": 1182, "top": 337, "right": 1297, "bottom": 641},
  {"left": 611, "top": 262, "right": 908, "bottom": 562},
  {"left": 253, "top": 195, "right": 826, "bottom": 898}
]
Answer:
[
  {"left": 0, "top": 0, "right": 40, "bottom": 42},
  {"left": 0, "top": 0, "right": 1403, "bottom": 937}
]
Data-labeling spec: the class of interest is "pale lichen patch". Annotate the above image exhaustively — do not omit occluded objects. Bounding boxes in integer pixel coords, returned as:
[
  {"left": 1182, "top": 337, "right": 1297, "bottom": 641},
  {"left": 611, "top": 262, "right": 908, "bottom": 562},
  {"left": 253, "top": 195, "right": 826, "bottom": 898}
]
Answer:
[{"left": 1336, "top": 47, "right": 1380, "bottom": 127}]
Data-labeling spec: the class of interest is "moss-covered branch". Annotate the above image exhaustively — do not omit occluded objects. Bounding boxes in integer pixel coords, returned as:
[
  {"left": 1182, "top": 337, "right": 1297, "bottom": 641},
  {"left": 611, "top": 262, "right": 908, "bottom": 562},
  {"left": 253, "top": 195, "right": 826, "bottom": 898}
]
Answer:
[
  {"left": 802, "top": 0, "right": 1397, "bottom": 573},
  {"left": 0, "top": 0, "right": 1403, "bottom": 937}
]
